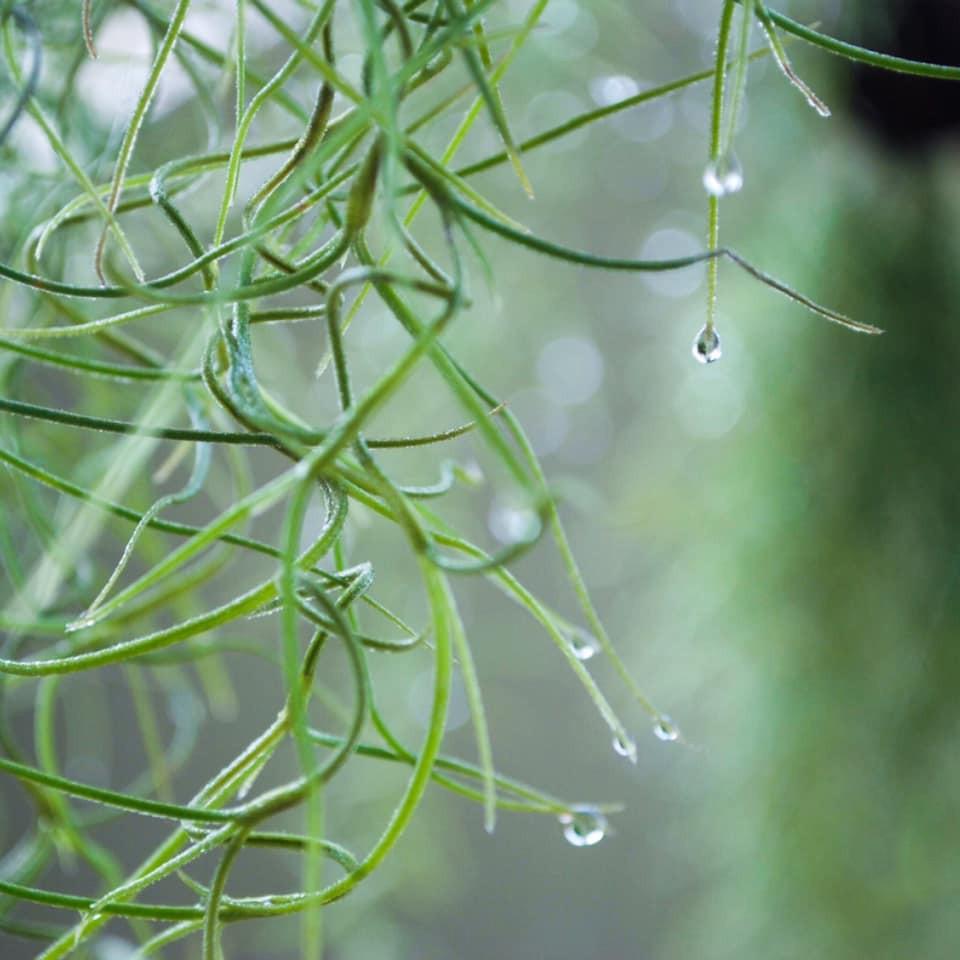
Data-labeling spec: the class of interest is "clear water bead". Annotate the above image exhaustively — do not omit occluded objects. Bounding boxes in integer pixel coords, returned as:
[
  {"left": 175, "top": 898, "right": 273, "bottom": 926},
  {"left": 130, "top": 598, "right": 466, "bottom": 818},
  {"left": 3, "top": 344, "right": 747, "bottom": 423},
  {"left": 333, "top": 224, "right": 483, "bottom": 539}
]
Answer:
[
  {"left": 568, "top": 627, "right": 598, "bottom": 661},
  {"left": 702, "top": 152, "right": 743, "bottom": 197},
  {"left": 558, "top": 806, "right": 608, "bottom": 847},
  {"left": 612, "top": 733, "right": 637, "bottom": 763},
  {"left": 653, "top": 715, "right": 680, "bottom": 742},
  {"left": 692, "top": 325, "right": 722, "bottom": 365}
]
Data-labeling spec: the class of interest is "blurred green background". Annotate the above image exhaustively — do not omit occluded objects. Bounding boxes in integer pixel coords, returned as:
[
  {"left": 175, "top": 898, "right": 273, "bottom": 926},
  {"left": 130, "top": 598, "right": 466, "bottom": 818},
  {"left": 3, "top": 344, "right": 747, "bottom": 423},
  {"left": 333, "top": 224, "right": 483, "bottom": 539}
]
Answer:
[{"left": 3, "top": 0, "right": 960, "bottom": 957}]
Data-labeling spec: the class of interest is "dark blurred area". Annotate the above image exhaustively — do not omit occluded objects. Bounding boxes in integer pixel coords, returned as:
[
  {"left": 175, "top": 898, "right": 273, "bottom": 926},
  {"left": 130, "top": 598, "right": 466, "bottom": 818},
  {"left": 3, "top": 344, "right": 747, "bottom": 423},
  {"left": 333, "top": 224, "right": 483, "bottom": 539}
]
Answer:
[{"left": 849, "top": 0, "right": 960, "bottom": 151}]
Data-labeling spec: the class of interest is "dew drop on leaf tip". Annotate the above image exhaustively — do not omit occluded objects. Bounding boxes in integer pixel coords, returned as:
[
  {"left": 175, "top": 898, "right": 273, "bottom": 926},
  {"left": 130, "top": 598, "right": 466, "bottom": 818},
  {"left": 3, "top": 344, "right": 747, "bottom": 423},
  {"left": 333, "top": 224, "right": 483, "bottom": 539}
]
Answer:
[
  {"left": 692, "top": 325, "right": 722, "bottom": 365},
  {"left": 653, "top": 715, "right": 680, "bottom": 742},
  {"left": 558, "top": 806, "right": 608, "bottom": 847},
  {"left": 612, "top": 733, "right": 637, "bottom": 763}
]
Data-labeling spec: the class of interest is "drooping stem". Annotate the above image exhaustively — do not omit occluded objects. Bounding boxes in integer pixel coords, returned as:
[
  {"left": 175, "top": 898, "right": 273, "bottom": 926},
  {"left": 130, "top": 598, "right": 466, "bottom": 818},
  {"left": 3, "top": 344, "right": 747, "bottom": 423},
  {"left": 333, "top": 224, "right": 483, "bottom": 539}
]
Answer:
[{"left": 706, "top": 0, "right": 739, "bottom": 335}]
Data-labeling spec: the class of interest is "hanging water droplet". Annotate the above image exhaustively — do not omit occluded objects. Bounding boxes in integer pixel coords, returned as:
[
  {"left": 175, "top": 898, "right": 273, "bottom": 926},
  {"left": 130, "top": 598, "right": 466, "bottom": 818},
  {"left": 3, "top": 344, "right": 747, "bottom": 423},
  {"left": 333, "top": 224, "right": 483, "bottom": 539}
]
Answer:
[
  {"left": 653, "top": 715, "right": 680, "bottom": 742},
  {"left": 692, "top": 325, "right": 722, "bottom": 365},
  {"left": 558, "top": 806, "right": 608, "bottom": 847},
  {"left": 702, "top": 152, "right": 743, "bottom": 197},
  {"left": 612, "top": 733, "right": 637, "bottom": 763},
  {"left": 567, "top": 627, "right": 598, "bottom": 661}
]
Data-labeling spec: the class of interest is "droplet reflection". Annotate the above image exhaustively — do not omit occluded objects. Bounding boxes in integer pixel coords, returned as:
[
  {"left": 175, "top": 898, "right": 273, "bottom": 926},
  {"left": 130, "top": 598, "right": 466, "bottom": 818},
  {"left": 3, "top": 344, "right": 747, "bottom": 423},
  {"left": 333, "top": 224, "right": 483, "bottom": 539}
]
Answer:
[
  {"left": 558, "top": 806, "right": 608, "bottom": 847},
  {"left": 653, "top": 715, "right": 680, "bottom": 742},
  {"left": 692, "top": 325, "right": 722, "bottom": 365},
  {"left": 612, "top": 733, "right": 637, "bottom": 763},
  {"left": 567, "top": 627, "right": 598, "bottom": 661},
  {"left": 702, "top": 152, "right": 744, "bottom": 197}
]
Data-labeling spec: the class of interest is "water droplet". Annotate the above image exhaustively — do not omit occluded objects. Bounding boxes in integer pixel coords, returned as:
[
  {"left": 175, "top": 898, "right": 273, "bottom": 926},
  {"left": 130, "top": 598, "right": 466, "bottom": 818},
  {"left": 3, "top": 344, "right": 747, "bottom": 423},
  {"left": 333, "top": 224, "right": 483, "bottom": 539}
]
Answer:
[
  {"left": 567, "top": 627, "right": 598, "bottom": 661},
  {"left": 558, "top": 806, "right": 608, "bottom": 847},
  {"left": 702, "top": 152, "right": 743, "bottom": 197},
  {"left": 692, "top": 325, "right": 722, "bottom": 365},
  {"left": 653, "top": 715, "right": 680, "bottom": 742},
  {"left": 612, "top": 733, "right": 637, "bottom": 763}
]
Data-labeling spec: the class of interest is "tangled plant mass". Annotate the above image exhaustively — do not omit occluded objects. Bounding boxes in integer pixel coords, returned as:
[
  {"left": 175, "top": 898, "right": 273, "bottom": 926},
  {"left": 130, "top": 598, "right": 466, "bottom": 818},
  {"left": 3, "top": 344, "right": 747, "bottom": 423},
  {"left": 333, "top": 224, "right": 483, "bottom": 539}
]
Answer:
[{"left": 0, "top": 0, "right": 956, "bottom": 956}]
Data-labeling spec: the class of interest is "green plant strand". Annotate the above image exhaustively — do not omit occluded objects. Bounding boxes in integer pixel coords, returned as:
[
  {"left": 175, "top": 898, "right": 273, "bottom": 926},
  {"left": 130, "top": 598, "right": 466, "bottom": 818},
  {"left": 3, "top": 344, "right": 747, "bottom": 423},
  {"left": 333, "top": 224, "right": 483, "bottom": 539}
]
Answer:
[
  {"left": 94, "top": 0, "right": 193, "bottom": 281},
  {"left": 762, "top": 4, "right": 960, "bottom": 78}
]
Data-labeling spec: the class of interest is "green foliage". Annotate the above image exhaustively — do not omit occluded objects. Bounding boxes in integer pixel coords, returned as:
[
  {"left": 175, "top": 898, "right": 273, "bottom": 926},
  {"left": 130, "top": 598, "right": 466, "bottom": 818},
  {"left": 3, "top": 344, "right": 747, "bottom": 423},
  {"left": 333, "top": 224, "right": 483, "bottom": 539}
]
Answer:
[{"left": 0, "top": 1, "right": 953, "bottom": 956}]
